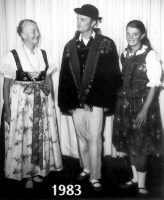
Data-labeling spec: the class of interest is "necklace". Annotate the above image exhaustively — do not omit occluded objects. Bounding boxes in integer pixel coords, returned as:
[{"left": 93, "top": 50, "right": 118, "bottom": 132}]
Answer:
[{"left": 23, "top": 45, "right": 41, "bottom": 73}]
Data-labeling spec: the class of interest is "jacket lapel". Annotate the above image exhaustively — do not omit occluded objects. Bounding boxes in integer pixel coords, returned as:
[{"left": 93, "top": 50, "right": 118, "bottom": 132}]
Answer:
[
  {"left": 69, "top": 34, "right": 103, "bottom": 102},
  {"left": 80, "top": 34, "right": 102, "bottom": 95},
  {"left": 69, "top": 37, "right": 81, "bottom": 89}
]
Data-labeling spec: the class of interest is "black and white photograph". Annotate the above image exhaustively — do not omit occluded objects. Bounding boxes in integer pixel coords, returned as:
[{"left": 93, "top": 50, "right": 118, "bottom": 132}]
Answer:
[{"left": 0, "top": 0, "right": 164, "bottom": 199}]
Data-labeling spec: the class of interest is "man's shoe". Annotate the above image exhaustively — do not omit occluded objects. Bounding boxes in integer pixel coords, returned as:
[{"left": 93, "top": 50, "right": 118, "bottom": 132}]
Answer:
[
  {"left": 90, "top": 181, "right": 102, "bottom": 192},
  {"left": 119, "top": 180, "right": 138, "bottom": 189},
  {"left": 77, "top": 171, "right": 90, "bottom": 181}
]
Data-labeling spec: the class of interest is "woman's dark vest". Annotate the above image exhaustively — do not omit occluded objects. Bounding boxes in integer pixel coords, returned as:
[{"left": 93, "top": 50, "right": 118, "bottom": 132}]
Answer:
[
  {"left": 11, "top": 49, "right": 49, "bottom": 81},
  {"left": 119, "top": 47, "right": 151, "bottom": 98}
]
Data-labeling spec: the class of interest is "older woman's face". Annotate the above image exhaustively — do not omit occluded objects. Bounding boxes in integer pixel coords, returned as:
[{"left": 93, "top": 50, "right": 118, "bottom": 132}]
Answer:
[{"left": 21, "top": 22, "right": 40, "bottom": 46}]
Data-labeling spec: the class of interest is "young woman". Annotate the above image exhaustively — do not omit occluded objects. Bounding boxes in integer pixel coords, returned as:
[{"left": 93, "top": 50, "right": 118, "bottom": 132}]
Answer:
[
  {"left": 0, "top": 19, "right": 63, "bottom": 188},
  {"left": 113, "top": 20, "right": 162, "bottom": 196}
]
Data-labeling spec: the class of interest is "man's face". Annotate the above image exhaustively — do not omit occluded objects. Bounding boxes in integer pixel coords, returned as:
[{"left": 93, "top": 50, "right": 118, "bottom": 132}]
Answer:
[{"left": 76, "top": 14, "right": 94, "bottom": 33}]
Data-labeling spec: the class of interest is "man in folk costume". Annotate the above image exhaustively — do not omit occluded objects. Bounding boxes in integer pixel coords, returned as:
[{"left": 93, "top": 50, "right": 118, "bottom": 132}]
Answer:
[{"left": 58, "top": 4, "right": 122, "bottom": 192}]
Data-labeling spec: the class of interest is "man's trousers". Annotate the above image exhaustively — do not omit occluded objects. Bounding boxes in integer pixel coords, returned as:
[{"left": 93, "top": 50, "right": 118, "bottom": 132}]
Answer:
[{"left": 72, "top": 106, "right": 104, "bottom": 180}]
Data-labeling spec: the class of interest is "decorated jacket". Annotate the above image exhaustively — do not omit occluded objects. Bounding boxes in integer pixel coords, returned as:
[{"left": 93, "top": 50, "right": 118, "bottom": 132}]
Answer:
[{"left": 58, "top": 32, "right": 123, "bottom": 115}]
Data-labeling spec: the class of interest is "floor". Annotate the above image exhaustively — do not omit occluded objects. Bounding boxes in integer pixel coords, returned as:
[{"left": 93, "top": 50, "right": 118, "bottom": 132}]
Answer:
[{"left": 0, "top": 155, "right": 164, "bottom": 200}]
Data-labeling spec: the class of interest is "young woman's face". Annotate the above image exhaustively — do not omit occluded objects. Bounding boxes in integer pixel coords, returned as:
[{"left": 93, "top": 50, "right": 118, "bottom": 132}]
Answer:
[{"left": 126, "top": 26, "right": 145, "bottom": 49}]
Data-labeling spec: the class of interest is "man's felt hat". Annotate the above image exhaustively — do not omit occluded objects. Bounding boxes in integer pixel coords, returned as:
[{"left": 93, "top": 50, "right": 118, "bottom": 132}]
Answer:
[{"left": 74, "top": 4, "right": 102, "bottom": 20}]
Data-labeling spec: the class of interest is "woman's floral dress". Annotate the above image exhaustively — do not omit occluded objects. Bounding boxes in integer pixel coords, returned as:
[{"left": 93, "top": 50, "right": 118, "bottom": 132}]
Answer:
[
  {"left": 0, "top": 47, "right": 63, "bottom": 181},
  {"left": 113, "top": 45, "right": 162, "bottom": 156}
]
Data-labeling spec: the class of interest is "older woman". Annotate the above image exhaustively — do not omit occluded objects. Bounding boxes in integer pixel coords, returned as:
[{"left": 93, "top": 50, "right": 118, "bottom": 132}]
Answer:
[{"left": 0, "top": 19, "right": 63, "bottom": 188}]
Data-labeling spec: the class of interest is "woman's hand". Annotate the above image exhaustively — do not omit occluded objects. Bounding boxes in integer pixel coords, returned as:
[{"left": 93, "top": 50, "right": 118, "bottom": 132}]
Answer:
[
  {"left": 45, "top": 75, "right": 52, "bottom": 91},
  {"left": 4, "top": 111, "right": 11, "bottom": 125},
  {"left": 135, "top": 87, "right": 158, "bottom": 128},
  {"left": 3, "top": 77, "right": 13, "bottom": 125},
  {"left": 45, "top": 75, "right": 54, "bottom": 100},
  {"left": 135, "top": 109, "right": 147, "bottom": 128}
]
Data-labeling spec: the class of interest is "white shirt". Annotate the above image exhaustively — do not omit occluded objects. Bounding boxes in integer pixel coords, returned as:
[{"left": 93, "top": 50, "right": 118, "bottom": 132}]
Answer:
[
  {"left": 0, "top": 45, "right": 57, "bottom": 79},
  {"left": 121, "top": 45, "right": 162, "bottom": 87},
  {"left": 23, "top": 44, "right": 40, "bottom": 71},
  {"left": 79, "top": 31, "right": 95, "bottom": 46}
]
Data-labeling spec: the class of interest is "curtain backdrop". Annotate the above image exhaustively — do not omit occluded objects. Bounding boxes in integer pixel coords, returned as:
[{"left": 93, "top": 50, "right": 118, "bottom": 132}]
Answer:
[{"left": 0, "top": 0, "right": 164, "bottom": 158}]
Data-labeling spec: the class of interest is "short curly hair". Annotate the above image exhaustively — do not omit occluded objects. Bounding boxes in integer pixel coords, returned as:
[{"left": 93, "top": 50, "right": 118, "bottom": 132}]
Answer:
[{"left": 17, "top": 19, "right": 37, "bottom": 38}]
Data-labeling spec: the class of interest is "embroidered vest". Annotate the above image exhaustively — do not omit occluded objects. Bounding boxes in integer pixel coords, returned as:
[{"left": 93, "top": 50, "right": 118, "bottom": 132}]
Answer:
[
  {"left": 11, "top": 49, "right": 49, "bottom": 81},
  {"left": 119, "top": 47, "right": 151, "bottom": 98},
  {"left": 76, "top": 37, "right": 93, "bottom": 81}
]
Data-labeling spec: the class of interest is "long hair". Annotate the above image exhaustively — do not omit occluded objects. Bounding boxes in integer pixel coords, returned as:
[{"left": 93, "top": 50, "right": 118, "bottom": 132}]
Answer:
[{"left": 126, "top": 20, "right": 151, "bottom": 48}]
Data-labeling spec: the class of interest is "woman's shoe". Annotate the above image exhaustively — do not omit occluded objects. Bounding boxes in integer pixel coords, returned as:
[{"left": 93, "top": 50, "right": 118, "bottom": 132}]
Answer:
[
  {"left": 25, "top": 179, "right": 33, "bottom": 189},
  {"left": 119, "top": 180, "right": 138, "bottom": 188},
  {"left": 137, "top": 188, "right": 149, "bottom": 197},
  {"left": 33, "top": 176, "right": 43, "bottom": 182}
]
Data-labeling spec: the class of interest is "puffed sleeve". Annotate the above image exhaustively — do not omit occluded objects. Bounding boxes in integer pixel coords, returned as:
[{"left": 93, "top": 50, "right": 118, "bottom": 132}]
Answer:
[
  {"left": 0, "top": 52, "right": 17, "bottom": 79},
  {"left": 146, "top": 50, "right": 162, "bottom": 87},
  {"left": 46, "top": 52, "right": 58, "bottom": 75},
  {"left": 119, "top": 58, "right": 123, "bottom": 72}
]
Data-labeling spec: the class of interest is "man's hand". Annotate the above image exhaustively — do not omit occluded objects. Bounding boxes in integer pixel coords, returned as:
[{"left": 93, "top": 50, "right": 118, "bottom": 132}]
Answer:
[
  {"left": 68, "top": 109, "right": 73, "bottom": 115},
  {"left": 104, "top": 108, "right": 109, "bottom": 112}
]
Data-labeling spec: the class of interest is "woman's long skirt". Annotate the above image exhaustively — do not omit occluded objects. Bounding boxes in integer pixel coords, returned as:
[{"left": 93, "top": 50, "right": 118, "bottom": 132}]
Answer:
[{"left": 4, "top": 81, "right": 63, "bottom": 181}]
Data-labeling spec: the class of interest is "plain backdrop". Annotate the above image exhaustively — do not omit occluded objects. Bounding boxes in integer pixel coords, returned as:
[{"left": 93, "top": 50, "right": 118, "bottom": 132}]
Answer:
[{"left": 0, "top": 0, "right": 164, "bottom": 157}]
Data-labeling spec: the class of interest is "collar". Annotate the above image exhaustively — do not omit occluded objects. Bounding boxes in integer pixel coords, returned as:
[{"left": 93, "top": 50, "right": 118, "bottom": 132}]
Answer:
[
  {"left": 123, "top": 45, "right": 148, "bottom": 57},
  {"left": 23, "top": 44, "right": 38, "bottom": 55},
  {"left": 69, "top": 34, "right": 102, "bottom": 101},
  {"left": 79, "top": 31, "right": 95, "bottom": 42}
]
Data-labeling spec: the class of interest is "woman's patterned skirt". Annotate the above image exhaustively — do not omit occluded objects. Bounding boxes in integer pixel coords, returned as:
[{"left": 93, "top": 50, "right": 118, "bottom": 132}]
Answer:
[
  {"left": 4, "top": 80, "right": 63, "bottom": 181},
  {"left": 113, "top": 88, "right": 162, "bottom": 157}
]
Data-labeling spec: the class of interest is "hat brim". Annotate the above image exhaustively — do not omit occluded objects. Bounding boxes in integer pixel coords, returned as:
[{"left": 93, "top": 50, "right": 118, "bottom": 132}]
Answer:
[{"left": 74, "top": 8, "right": 102, "bottom": 20}]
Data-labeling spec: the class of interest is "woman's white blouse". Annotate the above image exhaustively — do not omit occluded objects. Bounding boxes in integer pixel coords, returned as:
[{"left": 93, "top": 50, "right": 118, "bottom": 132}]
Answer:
[
  {"left": 121, "top": 45, "right": 162, "bottom": 87},
  {"left": 0, "top": 45, "right": 57, "bottom": 79},
  {"left": 145, "top": 50, "right": 162, "bottom": 87}
]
